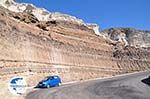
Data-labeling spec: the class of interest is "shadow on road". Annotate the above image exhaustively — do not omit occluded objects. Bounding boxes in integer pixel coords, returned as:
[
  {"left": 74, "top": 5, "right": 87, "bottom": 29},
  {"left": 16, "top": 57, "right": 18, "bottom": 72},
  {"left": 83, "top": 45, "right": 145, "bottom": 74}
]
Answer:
[
  {"left": 34, "top": 86, "right": 48, "bottom": 89},
  {"left": 141, "top": 77, "right": 150, "bottom": 86}
]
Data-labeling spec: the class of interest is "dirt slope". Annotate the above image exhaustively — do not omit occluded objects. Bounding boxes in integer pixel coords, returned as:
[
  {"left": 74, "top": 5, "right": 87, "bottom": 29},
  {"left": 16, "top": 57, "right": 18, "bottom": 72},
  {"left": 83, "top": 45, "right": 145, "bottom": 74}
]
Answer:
[{"left": 0, "top": 3, "right": 149, "bottom": 99}]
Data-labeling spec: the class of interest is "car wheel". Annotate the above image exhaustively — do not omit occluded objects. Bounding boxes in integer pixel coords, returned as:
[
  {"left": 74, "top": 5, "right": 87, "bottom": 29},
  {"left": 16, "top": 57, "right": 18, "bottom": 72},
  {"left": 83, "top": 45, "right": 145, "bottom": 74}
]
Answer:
[{"left": 47, "top": 85, "right": 50, "bottom": 88}]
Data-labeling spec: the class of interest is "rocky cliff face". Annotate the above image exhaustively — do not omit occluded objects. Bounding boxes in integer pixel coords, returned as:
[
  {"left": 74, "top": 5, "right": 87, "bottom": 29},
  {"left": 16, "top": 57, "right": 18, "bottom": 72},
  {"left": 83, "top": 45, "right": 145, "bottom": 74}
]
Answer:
[
  {"left": 0, "top": 0, "right": 149, "bottom": 99},
  {"left": 0, "top": 0, "right": 100, "bottom": 33},
  {"left": 101, "top": 28, "right": 150, "bottom": 48}
]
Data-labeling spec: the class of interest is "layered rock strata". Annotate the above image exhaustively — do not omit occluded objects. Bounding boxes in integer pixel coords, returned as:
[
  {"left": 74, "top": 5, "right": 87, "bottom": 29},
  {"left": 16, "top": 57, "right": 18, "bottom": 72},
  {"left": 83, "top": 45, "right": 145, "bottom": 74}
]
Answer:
[{"left": 0, "top": 1, "right": 149, "bottom": 99}]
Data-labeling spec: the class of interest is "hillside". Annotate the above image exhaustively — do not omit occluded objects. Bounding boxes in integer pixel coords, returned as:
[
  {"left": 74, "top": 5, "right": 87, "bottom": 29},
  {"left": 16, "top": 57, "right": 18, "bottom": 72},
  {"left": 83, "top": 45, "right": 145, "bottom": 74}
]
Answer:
[{"left": 0, "top": 0, "right": 149, "bottom": 99}]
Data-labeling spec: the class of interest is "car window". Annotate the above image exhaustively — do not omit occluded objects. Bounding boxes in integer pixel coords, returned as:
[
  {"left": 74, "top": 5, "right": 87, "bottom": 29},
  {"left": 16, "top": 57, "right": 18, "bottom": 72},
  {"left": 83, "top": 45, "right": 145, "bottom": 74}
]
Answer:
[
  {"left": 54, "top": 76, "right": 58, "bottom": 79},
  {"left": 45, "top": 76, "right": 58, "bottom": 80},
  {"left": 48, "top": 76, "right": 54, "bottom": 80},
  {"left": 43, "top": 77, "right": 49, "bottom": 80}
]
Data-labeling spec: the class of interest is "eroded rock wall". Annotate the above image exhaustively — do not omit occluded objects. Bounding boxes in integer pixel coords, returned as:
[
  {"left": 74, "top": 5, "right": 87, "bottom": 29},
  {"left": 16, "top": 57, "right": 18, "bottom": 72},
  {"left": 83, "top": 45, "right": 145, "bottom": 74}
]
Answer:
[
  {"left": 101, "top": 28, "right": 150, "bottom": 48},
  {"left": 0, "top": 3, "right": 149, "bottom": 99},
  {"left": 0, "top": 10, "right": 118, "bottom": 83}
]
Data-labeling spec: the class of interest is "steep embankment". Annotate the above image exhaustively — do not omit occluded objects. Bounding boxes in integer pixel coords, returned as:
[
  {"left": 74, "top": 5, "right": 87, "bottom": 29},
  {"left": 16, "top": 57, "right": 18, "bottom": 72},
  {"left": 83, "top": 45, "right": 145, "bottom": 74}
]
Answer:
[
  {"left": 0, "top": 1, "right": 149, "bottom": 99},
  {"left": 0, "top": 5, "right": 117, "bottom": 83}
]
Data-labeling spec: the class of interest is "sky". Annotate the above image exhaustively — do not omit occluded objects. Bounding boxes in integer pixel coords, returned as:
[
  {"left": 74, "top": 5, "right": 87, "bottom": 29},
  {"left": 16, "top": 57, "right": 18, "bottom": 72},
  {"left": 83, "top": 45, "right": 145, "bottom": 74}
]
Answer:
[{"left": 17, "top": 0, "right": 150, "bottom": 30}]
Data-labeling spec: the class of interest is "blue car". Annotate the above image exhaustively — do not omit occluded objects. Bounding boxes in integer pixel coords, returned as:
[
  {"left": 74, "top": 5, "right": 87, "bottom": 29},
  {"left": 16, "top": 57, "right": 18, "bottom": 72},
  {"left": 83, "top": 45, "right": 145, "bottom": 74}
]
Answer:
[{"left": 37, "top": 75, "right": 62, "bottom": 88}]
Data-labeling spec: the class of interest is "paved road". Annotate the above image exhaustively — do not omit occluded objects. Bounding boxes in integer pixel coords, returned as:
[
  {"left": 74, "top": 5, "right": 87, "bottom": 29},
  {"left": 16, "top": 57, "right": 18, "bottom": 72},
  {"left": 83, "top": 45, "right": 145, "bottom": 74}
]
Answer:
[{"left": 26, "top": 71, "right": 150, "bottom": 99}]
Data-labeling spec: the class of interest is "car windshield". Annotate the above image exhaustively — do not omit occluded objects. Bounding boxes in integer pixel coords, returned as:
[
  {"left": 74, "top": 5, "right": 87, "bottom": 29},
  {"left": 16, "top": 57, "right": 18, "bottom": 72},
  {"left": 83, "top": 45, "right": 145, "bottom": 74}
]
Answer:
[
  {"left": 45, "top": 76, "right": 54, "bottom": 80},
  {"left": 43, "top": 77, "right": 49, "bottom": 81}
]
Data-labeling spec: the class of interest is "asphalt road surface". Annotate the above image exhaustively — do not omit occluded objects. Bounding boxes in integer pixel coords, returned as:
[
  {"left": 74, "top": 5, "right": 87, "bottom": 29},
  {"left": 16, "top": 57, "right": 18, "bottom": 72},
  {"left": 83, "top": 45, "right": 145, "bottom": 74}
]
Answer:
[{"left": 26, "top": 71, "right": 150, "bottom": 99}]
